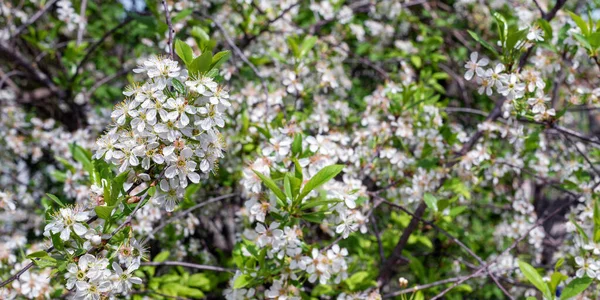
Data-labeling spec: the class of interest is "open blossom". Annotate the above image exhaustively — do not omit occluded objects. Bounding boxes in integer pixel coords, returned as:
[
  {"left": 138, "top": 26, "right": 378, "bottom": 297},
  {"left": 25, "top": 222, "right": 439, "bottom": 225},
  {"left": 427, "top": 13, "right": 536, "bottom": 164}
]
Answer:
[
  {"left": 527, "top": 26, "right": 544, "bottom": 42},
  {"left": 498, "top": 74, "right": 525, "bottom": 100},
  {"left": 575, "top": 256, "right": 598, "bottom": 278},
  {"left": 186, "top": 75, "right": 218, "bottom": 95},
  {"left": 111, "top": 262, "right": 143, "bottom": 293},
  {"left": 93, "top": 55, "right": 226, "bottom": 212},
  {"left": 527, "top": 90, "right": 550, "bottom": 114},
  {"left": 133, "top": 55, "right": 180, "bottom": 79},
  {"left": 464, "top": 52, "right": 488, "bottom": 80},
  {"left": 44, "top": 207, "right": 90, "bottom": 241}
]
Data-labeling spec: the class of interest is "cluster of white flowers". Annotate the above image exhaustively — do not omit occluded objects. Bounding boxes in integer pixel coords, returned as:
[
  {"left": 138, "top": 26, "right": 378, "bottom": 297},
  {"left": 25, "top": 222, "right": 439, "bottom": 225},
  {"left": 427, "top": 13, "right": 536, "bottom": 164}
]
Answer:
[
  {"left": 94, "top": 55, "right": 227, "bottom": 212},
  {"left": 464, "top": 52, "right": 555, "bottom": 121},
  {"left": 57, "top": 0, "right": 83, "bottom": 32},
  {"left": 63, "top": 252, "right": 143, "bottom": 299}
]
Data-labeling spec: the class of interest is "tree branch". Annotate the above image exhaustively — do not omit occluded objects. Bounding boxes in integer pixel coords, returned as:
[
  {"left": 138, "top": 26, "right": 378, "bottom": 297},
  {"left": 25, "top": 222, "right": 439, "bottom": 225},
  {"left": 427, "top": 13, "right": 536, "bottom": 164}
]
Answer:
[
  {"left": 141, "top": 261, "right": 234, "bottom": 273},
  {"left": 162, "top": 0, "right": 175, "bottom": 60}
]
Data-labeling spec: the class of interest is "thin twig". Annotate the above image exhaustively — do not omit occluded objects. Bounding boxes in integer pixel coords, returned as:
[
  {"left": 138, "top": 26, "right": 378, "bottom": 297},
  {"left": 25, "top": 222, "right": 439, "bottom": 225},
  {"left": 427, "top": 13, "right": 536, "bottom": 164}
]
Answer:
[
  {"left": 517, "top": 0, "right": 567, "bottom": 71},
  {"left": 431, "top": 197, "right": 578, "bottom": 299},
  {"left": 198, "top": 12, "right": 271, "bottom": 116},
  {"left": 141, "top": 261, "right": 234, "bottom": 273},
  {"left": 10, "top": 0, "right": 59, "bottom": 39},
  {"left": 162, "top": 0, "right": 175, "bottom": 60},
  {"left": 142, "top": 193, "right": 237, "bottom": 245},
  {"left": 77, "top": 0, "right": 88, "bottom": 45},
  {"left": 71, "top": 17, "right": 133, "bottom": 83},
  {"left": 383, "top": 273, "right": 485, "bottom": 298},
  {"left": 532, "top": 0, "right": 546, "bottom": 17}
]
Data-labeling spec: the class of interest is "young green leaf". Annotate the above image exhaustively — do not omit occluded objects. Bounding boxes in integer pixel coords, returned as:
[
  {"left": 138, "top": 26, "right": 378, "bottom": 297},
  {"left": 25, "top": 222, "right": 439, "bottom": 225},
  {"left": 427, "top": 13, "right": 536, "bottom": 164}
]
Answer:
[
  {"left": 94, "top": 205, "right": 115, "bottom": 220},
  {"left": 568, "top": 11, "right": 590, "bottom": 37},
  {"left": 298, "top": 164, "right": 344, "bottom": 201},
  {"left": 284, "top": 174, "right": 293, "bottom": 201},
  {"left": 233, "top": 274, "right": 253, "bottom": 289},
  {"left": 175, "top": 39, "right": 194, "bottom": 66},
  {"left": 172, "top": 78, "right": 186, "bottom": 94},
  {"left": 517, "top": 260, "right": 552, "bottom": 300},
  {"left": 560, "top": 276, "right": 593, "bottom": 299},
  {"left": 46, "top": 193, "right": 66, "bottom": 208},
  {"left": 467, "top": 30, "right": 499, "bottom": 57},
  {"left": 190, "top": 51, "right": 213, "bottom": 75},
  {"left": 292, "top": 134, "right": 302, "bottom": 155},
  {"left": 299, "top": 36, "right": 317, "bottom": 58},
  {"left": 153, "top": 250, "right": 170, "bottom": 263},
  {"left": 252, "top": 170, "right": 287, "bottom": 202},
  {"left": 210, "top": 50, "right": 231, "bottom": 70},
  {"left": 26, "top": 250, "right": 51, "bottom": 259},
  {"left": 423, "top": 193, "right": 438, "bottom": 212}
]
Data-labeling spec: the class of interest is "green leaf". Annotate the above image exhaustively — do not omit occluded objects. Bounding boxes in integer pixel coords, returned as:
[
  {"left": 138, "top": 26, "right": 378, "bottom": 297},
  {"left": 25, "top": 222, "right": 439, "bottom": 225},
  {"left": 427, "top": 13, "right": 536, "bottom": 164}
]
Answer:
[
  {"left": 172, "top": 78, "right": 186, "bottom": 94},
  {"left": 51, "top": 232, "right": 64, "bottom": 251},
  {"left": 344, "top": 271, "right": 376, "bottom": 291},
  {"left": 302, "top": 211, "right": 327, "bottom": 223},
  {"left": 299, "top": 36, "right": 317, "bottom": 58},
  {"left": 233, "top": 274, "right": 253, "bottom": 289},
  {"left": 589, "top": 32, "right": 600, "bottom": 50},
  {"left": 423, "top": 193, "right": 438, "bottom": 212},
  {"left": 284, "top": 174, "right": 293, "bottom": 201},
  {"left": 287, "top": 36, "right": 299, "bottom": 57},
  {"left": 573, "top": 33, "right": 593, "bottom": 51},
  {"left": 175, "top": 39, "right": 194, "bottom": 66},
  {"left": 410, "top": 55, "right": 422, "bottom": 68},
  {"left": 493, "top": 12, "right": 508, "bottom": 44},
  {"left": 94, "top": 205, "right": 115, "bottom": 220},
  {"left": 189, "top": 273, "right": 213, "bottom": 291},
  {"left": 554, "top": 257, "right": 565, "bottom": 271},
  {"left": 109, "top": 171, "right": 129, "bottom": 206},
  {"left": 570, "top": 215, "right": 589, "bottom": 243},
  {"left": 288, "top": 175, "right": 302, "bottom": 201},
  {"left": 467, "top": 30, "right": 499, "bottom": 57},
  {"left": 561, "top": 276, "right": 593, "bottom": 299},
  {"left": 210, "top": 50, "right": 231, "bottom": 70},
  {"left": 506, "top": 27, "right": 528, "bottom": 51},
  {"left": 298, "top": 164, "right": 344, "bottom": 201},
  {"left": 300, "top": 199, "right": 340, "bottom": 210},
  {"left": 549, "top": 272, "right": 567, "bottom": 296},
  {"left": 537, "top": 19, "right": 553, "bottom": 41},
  {"left": 190, "top": 51, "right": 213, "bottom": 75},
  {"left": 71, "top": 144, "right": 93, "bottom": 175},
  {"left": 293, "top": 158, "right": 303, "bottom": 182},
  {"left": 153, "top": 251, "right": 170, "bottom": 263},
  {"left": 292, "top": 134, "right": 302, "bottom": 155},
  {"left": 191, "top": 26, "right": 209, "bottom": 42},
  {"left": 518, "top": 260, "right": 552, "bottom": 299},
  {"left": 568, "top": 11, "right": 589, "bottom": 37},
  {"left": 26, "top": 250, "right": 51, "bottom": 259},
  {"left": 46, "top": 193, "right": 65, "bottom": 208},
  {"left": 252, "top": 170, "right": 286, "bottom": 203},
  {"left": 54, "top": 156, "right": 76, "bottom": 173},
  {"left": 178, "top": 286, "right": 205, "bottom": 298}
]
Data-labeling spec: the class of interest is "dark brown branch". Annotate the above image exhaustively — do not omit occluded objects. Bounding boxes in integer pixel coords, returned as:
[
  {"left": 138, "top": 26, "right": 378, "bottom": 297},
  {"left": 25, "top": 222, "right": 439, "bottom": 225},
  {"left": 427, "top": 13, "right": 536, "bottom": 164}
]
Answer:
[
  {"left": 0, "top": 43, "right": 65, "bottom": 98},
  {"left": 377, "top": 98, "right": 505, "bottom": 288},
  {"left": 162, "top": 0, "right": 175, "bottom": 60},
  {"left": 10, "top": 0, "right": 59, "bottom": 39}
]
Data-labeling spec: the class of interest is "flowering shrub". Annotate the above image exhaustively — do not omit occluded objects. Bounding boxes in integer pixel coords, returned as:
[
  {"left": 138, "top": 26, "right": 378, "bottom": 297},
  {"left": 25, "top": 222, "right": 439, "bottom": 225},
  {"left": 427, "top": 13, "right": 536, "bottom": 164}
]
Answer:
[{"left": 4, "top": 0, "right": 600, "bottom": 299}]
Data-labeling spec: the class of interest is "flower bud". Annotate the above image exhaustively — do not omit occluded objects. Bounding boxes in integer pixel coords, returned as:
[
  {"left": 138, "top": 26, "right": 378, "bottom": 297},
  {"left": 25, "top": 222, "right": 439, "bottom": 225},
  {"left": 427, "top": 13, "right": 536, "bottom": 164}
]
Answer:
[
  {"left": 398, "top": 277, "right": 408, "bottom": 288},
  {"left": 91, "top": 235, "right": 102, "bottom": 246}
]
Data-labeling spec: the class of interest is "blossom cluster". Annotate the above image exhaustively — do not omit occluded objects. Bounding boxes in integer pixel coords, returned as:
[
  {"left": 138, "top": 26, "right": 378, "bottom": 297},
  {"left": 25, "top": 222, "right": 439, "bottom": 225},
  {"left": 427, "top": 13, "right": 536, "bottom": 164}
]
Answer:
[
  {"left": 464, "top": 51, "right": 555, "bottom": 121},
  {"left": 95, "top": 55, "right": 226, "bottom": 212}
]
